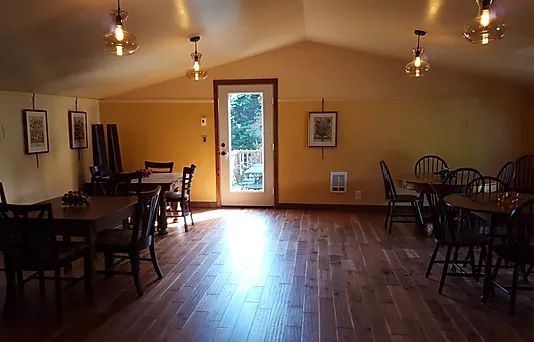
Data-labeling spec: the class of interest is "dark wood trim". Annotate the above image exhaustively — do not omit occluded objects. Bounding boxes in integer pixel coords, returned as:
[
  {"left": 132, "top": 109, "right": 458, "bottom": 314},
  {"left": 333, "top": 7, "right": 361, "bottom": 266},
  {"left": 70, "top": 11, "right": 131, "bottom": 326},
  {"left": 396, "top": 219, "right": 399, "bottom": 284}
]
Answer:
[
  {"left": 277, "top": 203, "right": 386, "bottom": 212},
  {"left": 213, "top": 78, "right": 279, "bottom": 208},
  {"left": 190, "top": 201, "right": 218, "bottom": 208}
]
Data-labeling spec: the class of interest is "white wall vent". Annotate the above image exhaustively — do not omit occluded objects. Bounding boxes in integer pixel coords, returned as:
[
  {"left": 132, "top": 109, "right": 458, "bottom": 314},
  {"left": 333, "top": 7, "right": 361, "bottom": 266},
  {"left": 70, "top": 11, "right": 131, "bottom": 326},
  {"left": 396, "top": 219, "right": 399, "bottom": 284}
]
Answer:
[{"left": 330, "top": 172, "right": 347, "bottom": 193}]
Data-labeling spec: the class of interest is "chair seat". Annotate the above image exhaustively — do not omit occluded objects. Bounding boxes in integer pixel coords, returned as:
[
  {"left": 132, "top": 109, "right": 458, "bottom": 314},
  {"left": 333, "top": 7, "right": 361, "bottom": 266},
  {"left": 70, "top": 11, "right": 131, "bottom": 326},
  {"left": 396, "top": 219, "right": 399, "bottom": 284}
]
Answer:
[
  {"left": 494, "top": 245, "right": 534, "bottom": 265},
  {"left": 7, "top": 241, "right": 89, "bottom": 270},
  {"left": 165, "top": 191, "right": 189, "bottom": 201},
  {"left": 393, "top": 194, "right": 419, "bottom": 203}
]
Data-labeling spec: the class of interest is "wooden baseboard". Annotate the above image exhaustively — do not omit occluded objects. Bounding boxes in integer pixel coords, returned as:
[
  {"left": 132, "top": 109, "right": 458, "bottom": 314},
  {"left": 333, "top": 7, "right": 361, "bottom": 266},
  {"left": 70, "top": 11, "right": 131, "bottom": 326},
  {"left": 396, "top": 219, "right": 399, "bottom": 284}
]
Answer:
[
  {"left": 276, "top": 203, "right": 386, "bottom": 211},
  {"left": 190, "top": 201, "right": 218, "bottom": 208}
]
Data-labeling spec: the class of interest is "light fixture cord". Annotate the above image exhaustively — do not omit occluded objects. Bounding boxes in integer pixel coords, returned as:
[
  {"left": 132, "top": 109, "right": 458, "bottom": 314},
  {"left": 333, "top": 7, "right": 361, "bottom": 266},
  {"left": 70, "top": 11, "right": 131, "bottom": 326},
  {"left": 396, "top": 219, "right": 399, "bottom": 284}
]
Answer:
[
  {"left": 117, "top": 0, "right": 121, "bottom": 12},
  {"left": 417, "top": 34, "right": 421, "bottom": 50}
]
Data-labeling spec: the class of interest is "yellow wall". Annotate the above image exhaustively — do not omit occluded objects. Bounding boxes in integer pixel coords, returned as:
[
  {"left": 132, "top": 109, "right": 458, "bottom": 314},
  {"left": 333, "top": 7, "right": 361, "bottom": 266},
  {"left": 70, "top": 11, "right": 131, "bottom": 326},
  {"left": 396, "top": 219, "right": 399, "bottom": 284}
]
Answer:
[
  {"left": 0, "top": 91, "right": 100, "bottom": 203},
  {"left": 101, "top": 41, "right": 534, "bottom": 205},
  {"left": 100, "top": 102, "right": 216, "bottom": 202}
]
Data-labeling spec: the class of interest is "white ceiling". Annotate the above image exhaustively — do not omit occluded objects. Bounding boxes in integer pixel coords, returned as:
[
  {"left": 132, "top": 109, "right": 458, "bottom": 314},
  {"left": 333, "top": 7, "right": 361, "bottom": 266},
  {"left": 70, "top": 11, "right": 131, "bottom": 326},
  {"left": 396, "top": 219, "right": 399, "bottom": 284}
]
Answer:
[{"left": 0, "top": 0, "right": 532, "bottom": 99}]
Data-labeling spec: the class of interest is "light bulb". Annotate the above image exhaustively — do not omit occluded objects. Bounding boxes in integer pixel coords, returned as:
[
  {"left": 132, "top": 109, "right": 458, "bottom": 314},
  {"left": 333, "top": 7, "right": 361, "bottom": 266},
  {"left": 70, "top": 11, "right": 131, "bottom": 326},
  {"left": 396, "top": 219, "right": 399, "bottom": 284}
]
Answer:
[
  {"left": 116, "top": 45, "right": 123, "bottom": 56},
  {"left": 115, "top": 24, "right": 124, "bottom": 41},
  {"left": 414, "top": 56, "right": 422, "bottom": 68},
  {"left": 193, "top": 60, "right": 200, "bottom": 72},
  {"left": 481, "top": 33, "right": 489, "bottom": 45},
  {"left": 194, "top": 72, "right": 199, "bottom": 81},
  {"left": 415, "top": 69, "right": 420, "bottom": 77},
  {"left": 480, "top": 9, "right": 491, "bottom": 27}
]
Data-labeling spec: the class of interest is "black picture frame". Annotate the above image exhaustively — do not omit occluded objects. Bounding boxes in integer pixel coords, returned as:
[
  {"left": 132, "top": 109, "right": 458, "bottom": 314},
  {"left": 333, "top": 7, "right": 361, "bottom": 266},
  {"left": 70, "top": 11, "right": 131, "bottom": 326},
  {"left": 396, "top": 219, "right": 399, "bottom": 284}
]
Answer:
[
  {"left": 308, "top": 111, "right": 338, "bottom": 147},
  {"left": 22, "top": 109, "right": 50, "bottom": 154},
  {"left": 68, "top": 111, "right": 88, "bottom": 149}
]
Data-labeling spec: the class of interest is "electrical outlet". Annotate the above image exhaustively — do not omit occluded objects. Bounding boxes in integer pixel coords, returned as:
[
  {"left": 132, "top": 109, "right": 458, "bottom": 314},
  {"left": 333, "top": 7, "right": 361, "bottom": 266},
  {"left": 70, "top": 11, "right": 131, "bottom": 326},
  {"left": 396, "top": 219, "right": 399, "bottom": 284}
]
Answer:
[
  {"left": 201, "top": 135, "right": 207, "bottom": 143},
  {"left": 355, "top": 190, "right": 362, "bottom": 200}
]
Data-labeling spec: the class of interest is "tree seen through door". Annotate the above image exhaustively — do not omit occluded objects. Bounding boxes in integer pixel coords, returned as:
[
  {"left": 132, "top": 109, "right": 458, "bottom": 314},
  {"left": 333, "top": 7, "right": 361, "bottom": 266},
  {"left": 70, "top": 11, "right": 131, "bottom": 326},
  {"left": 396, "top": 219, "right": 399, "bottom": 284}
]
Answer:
[{"left": 228, "top": 92, "right": 264, "bottom": 191}]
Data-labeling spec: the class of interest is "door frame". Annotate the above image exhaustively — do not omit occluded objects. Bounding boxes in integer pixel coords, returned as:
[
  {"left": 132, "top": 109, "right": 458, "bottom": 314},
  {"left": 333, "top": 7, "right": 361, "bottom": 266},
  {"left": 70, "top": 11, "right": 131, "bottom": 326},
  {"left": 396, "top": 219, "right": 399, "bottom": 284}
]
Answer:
[{"left": 213, "top": 78, "right": 279, "bottom": 208}]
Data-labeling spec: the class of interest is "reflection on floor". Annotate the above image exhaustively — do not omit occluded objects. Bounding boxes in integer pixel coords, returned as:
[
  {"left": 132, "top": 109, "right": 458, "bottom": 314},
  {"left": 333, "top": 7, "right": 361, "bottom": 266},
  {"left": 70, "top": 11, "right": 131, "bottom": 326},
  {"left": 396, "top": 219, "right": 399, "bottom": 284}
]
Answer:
[{"left": 1, "top": 208, "right": 534, "bottom": 341}]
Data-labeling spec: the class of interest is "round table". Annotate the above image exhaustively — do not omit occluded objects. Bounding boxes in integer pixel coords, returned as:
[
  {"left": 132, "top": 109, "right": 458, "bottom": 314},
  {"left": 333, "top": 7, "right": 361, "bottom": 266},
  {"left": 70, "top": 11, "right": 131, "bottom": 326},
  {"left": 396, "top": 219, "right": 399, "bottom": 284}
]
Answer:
[
  {"left": 443, "top": 192, "right": 534, "bottom": 303},
  {"left": 398, "top": 174, "right": 461, "bottom": 194}
]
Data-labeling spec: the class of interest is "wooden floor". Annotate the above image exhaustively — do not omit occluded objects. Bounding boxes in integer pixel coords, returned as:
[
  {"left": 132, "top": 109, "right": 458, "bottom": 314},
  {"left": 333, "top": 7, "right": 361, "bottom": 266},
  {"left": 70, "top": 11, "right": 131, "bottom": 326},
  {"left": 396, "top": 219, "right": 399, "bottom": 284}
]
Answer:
[{"left": 1, "top": 208, "right": 534, "bottom": 341}]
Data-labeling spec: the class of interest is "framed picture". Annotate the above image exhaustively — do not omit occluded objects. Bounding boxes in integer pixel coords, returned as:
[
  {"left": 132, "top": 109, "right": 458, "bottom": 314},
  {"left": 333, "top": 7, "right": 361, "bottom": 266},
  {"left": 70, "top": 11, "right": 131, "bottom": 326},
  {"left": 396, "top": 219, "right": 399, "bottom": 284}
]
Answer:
[
  {"left": 308, "top": 111, "right": 337, "bottom": 147},
  {"left": 22, "top": 109, "right": 49, "bottom": 154},
  {"left": 68, "top": 111, "right": 88, "bottom": 149}
]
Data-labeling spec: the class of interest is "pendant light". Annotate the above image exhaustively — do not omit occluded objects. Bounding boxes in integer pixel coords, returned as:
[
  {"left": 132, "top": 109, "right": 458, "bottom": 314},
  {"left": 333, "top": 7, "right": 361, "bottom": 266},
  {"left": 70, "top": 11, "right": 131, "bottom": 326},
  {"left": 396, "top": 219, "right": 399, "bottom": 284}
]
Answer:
[
  {"left": 464, "top": 0, "right": 506, "bottom": 45},
  {"left": 405, "top": 30, "right": 431, "bottom": 78},
  {"left": 186, "top": 36, "right": 208, "bottom": 81},
  {"left": 102, "top": 0, "right": 139, "bottom": 56}
]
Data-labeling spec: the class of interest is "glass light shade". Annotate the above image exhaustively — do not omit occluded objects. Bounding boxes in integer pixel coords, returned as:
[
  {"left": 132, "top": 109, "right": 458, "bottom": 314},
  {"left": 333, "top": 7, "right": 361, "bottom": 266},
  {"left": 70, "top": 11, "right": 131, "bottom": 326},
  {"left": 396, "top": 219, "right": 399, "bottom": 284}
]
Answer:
[
  {"left": 102, "top": 11, "right": 139, "bottom": 56},
  {"left": 186, "top": 53, "right": 208, "bottom": 80},
  {"left": 405, "top": 49, "right": 431, "bottom": 78},
  {"left": 464, "top": 3, "right": 506, "bottom": 44}
]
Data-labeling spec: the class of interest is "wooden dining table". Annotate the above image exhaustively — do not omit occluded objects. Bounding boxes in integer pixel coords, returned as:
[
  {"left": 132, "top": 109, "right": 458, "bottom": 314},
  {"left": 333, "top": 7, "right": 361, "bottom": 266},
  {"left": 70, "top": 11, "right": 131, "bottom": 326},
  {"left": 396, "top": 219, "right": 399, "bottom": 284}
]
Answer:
[
  {"left": 38, "top": 196, "right": 138, "bottom": 296},
  {"left": 133, "top": 172, "right": 182, "bottom": 235},
  {"left": 444, "top": 192, "right": 534, "bottom": 302}
]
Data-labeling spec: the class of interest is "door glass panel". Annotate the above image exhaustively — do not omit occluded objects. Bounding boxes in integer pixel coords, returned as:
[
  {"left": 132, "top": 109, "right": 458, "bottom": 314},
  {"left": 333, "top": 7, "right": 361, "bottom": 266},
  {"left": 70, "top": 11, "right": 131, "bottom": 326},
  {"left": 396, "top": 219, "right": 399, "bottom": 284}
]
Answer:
[{"left": 228, "top": 92, "right": 264, "bottom": 192}]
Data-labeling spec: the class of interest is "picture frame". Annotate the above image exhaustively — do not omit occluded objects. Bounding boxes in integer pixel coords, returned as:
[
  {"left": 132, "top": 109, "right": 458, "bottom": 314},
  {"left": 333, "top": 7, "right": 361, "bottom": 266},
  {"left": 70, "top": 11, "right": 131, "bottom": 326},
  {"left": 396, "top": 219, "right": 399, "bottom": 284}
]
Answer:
[
  {"left": 308, "top": 111, "right": 338, "bottom": 147},
  {"left": 68, "top": 111, "right": 88, "bottom": 149},
  {"left": 22, "top": 109, "right": 50, "bottom": 154}
]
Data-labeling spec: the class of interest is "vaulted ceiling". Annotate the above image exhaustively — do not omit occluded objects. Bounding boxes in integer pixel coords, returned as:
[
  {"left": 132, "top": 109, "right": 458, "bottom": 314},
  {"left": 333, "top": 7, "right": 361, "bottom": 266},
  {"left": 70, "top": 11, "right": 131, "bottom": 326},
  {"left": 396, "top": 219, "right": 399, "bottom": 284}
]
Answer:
[{"left": 1, "top": 0, "right": 532, "bottom": 99}]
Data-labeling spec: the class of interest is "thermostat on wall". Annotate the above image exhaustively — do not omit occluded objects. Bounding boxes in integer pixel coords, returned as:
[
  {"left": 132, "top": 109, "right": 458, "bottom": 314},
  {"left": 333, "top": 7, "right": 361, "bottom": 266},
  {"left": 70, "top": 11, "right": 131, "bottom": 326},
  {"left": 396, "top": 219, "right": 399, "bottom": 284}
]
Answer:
[{"left": 201, "top": 116, "right": 207, "bottom": 127}]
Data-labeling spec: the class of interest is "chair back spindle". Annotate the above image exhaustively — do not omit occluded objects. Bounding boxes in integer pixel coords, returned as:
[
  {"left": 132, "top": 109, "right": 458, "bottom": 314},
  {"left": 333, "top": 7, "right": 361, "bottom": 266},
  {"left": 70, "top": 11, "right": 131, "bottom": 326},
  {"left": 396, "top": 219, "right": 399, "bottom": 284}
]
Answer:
[
  {"left": 414, "top": 155, "right": 448, "bottom": 176},
  {"left": 131, "top": 187, "right": 161, "bottom": 248},
  {"left": 514, "top": 155, "right": 534, "bottom": 194},
  {"left": 444, "top": 167, "right": 483, "bottom": 194},
  {"left": 497, "top": 161, "right": 515, "bottom": 189},
  {"left": 144, "top": 161, "right": 174, "bottom": 174},
  {"left": 380, "top": 160, "right": 397, "bottom": 201}
]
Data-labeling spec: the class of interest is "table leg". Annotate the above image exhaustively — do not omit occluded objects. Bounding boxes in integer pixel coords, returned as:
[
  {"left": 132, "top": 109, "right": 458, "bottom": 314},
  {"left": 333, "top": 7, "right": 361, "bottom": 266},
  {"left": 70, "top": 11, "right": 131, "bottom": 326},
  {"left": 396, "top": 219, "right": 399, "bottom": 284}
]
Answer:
[
  {"left": 84, "top": 228, "right": 96, "bottom": 299},
  {"left": 481, "top": 215, "right": 494, "bottom": 303},
  {"left": 157, "top": 187, "right": 169, "bottom": 235}
]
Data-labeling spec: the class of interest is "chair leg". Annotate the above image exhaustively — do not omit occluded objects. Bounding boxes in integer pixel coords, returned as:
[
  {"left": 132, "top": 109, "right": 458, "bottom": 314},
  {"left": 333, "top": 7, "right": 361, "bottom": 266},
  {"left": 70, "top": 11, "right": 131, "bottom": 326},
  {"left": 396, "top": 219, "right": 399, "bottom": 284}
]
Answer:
[
  {"left": 510, "top": 263, "right": 520, "bottom": 315},
  {"left": 384, "top": 202, "right": 391, "bottom": 229},
  {"left": 129, "top": 252, "right": 143, "bottom": 297},
  {"left": 467, "top": 247, "right": 479, "bottom": 281},
  {"left": 190, "top": 206, "right": 195, "bottom": 226},
  {"left": 388, "top": 202, "right": 395, "bottom": 234},
  {"left": 149, "top": 243, "right": 163, "bottom": 279},
  {"left": 54, "top": 268, "right": 62, "bottom": 310},
  {"left": 439, "top": 246, "right": 453, "bottom": 294},
  {"left": 38, "top": 270, "right": 46, "bottom": 296},
  {"left": 16, "top": 271, "right": 23, "bottom": 286},
  {"left": 104, "top": 252, "right": 114, "bottom": 277},
  {"left": 477, "top": 246, "right": 486, "bottom": 278},
  {"left": 426, "top": 242, "right": 440, "bottom": 278},
  {"left": 181, "top": 200, "right": 188, "bottom": 232}
]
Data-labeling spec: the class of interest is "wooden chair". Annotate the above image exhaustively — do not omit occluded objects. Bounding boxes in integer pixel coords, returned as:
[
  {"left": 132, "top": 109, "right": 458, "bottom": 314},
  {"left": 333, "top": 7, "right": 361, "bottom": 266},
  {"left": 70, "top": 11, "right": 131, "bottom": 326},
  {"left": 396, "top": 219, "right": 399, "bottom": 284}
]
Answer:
[
  {"left": 0, "top": 182, "right": 6, "bottom": 204},
  {"left": 89, "top": 165, "right": 108, "bottom": 196},
  {"left": 466, "top": 176, "right": 507, "bottom": 195},
  {"left": 425, "top": 185, "right": 488, "bottom": 294},
  {"left": 497, "top": 161, "right": 515, "bottom": 189},
  {"left": 414, "top": 155, "right": 448, "bottom": 176},
  {"left": 444, "top": 167, "right": 483, "bottom": 194},
  {"left": 492, "top": 198, "right": 534, "bottom": 314},
  {"left": 514, "top": 155, "right": 534, "bottom": 194},
  {"left": 95, "top": 186, "right": 162, "bottom": 297},
  {"left": 380, "top": 160, "right": 422, "bottom": 234},
  {"left": 0, "top": 203, "right": 90, "bottom": 305},
  {"left": 144, "top": 161, "right": 174, "bottom": 173},
  {"left": 107, "top": 171, "right": 143, "bottom": 197},
  {"left": 165, "top": 165, "right": 196, "bottom": 232}
]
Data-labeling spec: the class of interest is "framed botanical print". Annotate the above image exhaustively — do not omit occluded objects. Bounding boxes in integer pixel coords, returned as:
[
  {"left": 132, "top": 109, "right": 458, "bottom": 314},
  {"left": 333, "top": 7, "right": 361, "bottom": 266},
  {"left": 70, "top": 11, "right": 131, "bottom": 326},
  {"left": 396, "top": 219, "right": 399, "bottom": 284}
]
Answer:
[
  {"left": 68, "top": 111, "right": 88, "bottom": 149},
  {"left": 308, "top": 111, "right": 337, "bottom": 147},
  {"left": 22, "top": 109, "right": 50, "bottom": 154}
]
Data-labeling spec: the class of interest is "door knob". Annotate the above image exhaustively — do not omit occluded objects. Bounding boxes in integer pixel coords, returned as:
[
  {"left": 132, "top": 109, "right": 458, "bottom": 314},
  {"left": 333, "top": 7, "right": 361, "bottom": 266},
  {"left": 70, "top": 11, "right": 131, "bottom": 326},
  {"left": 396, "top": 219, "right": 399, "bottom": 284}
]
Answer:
[
  {"left": 220, "top": 151, "right": 227, "bottom": 156},
  {"left": 221, "top": 143, "right": 226, "bottom": 148}
]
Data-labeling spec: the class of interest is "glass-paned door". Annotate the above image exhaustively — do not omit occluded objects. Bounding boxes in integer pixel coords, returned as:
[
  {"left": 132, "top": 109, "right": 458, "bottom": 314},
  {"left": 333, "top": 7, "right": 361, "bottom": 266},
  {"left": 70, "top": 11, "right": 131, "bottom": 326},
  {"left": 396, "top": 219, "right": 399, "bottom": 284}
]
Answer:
[{"left": 217, "top": 84, "right": 274, "bottom": 206}]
